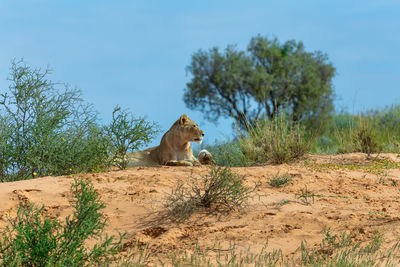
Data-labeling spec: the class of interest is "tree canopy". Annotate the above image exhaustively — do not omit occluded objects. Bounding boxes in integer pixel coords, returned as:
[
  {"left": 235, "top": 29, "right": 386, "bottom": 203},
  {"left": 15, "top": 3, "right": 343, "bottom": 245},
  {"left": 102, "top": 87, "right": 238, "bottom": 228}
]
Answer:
[{"left": 184, "top": 35, "right": 336, "bottom": 130}]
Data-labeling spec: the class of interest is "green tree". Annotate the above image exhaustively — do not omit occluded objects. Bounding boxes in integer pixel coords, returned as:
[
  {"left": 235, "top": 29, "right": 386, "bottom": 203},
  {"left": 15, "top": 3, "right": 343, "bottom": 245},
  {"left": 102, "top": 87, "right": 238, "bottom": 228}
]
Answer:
[
  {"left": 0, "top": 60, "right": 108, "bottom": 181},
  {"left": 184, "top": 35, "right": 335, "bottom": 130}
]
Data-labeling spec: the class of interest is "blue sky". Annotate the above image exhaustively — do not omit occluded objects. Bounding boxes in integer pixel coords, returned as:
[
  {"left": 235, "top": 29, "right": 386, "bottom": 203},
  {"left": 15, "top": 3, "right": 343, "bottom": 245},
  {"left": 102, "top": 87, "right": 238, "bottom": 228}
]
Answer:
[{"left": 1, "top": 0, "right": 399, "bottom": 147}]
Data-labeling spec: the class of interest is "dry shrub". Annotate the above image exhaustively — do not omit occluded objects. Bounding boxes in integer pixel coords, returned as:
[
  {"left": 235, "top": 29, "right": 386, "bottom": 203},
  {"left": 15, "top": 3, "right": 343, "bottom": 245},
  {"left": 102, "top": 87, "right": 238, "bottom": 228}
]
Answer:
[
  {"left": 240, "top": 115, "right": 310, "bottom": 165},
  {"left": 165, "top": 166, "right": 258, "bottom": 221}
]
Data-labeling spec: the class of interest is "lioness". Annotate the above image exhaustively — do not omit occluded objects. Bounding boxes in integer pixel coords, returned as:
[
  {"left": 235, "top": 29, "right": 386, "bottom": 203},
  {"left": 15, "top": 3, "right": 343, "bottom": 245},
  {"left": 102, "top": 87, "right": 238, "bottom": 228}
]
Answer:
[
  {"left": 127, "top": 114, "right": 213, "bottom": 167},
  {"left": 150, "top": 114, "right": 204, "bottom": 166}
]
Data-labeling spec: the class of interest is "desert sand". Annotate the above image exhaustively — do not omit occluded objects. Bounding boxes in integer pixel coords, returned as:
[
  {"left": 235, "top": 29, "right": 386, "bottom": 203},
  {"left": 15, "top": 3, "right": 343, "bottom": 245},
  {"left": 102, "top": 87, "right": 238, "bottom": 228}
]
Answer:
[{"left": 1, "top": 153, "right": 400, "bottom": 264}]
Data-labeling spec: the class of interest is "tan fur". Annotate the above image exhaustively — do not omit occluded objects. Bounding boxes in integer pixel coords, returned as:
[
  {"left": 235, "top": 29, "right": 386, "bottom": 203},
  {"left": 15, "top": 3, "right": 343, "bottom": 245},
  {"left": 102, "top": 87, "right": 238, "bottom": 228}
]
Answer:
[
  {"left": 127, "top": 114, "right": 210, "bottom": 167},
  {"left": 126, "top": 149, "right": 159, "bottom": 167},
  {"left": 198, "top": 149, "right": 216, "bottom": 165},
  {"left": 150, "top": 114, "right": 203, "bottom": 166}
]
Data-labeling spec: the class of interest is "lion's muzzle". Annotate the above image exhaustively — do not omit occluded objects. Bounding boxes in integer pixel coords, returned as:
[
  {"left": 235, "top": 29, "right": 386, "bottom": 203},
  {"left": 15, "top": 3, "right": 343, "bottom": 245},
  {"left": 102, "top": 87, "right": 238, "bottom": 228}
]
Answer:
[{"left": 194, "top": 131, "right": 204, "bottom": 144}]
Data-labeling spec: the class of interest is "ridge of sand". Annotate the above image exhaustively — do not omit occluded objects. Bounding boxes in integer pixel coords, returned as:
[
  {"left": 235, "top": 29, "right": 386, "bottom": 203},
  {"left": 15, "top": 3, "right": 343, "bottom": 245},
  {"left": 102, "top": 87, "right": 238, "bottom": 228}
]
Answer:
[{"left": 1, "top": 153, "right": 400, "bottom": 263}]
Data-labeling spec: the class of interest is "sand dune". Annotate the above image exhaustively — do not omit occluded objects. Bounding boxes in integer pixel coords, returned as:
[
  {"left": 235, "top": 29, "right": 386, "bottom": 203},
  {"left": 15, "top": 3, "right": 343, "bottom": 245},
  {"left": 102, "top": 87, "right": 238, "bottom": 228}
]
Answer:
[{"left": 1, "top": 153, "right": 400, "bottom": 264}]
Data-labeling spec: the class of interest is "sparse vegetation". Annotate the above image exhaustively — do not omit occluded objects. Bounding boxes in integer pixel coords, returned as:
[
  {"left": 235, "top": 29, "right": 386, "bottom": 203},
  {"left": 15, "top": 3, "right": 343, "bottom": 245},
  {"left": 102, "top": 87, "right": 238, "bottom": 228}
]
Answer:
[
  {"left": 379, "top": 175, "right": 398, "bottom": 187},
  {"left": 269, "top": 173, "right": 292, "bottom": 188},
  {"left": 165, "top": 166, "right": 258, "bottom": 221},
  {"left": 0, "top": 178, "right": 124, "bottom": 266},
  {"left": 0, "top": 60, "right": 158, "bottom": 181},
  {"left": 196, "top": 105, "right": 400, "bottom": 167},
  {"left": 311, "top": 107, "right": 400, "bottom": 155},
  {"left": 305, "top": 157, "right": 400, "bottom": 176},
  {"left": 107, "top": 105, "right": 159, "bottom": 169},
  {"left": 333, "top": 115, "right": 383, "bottom": 156},
  {"left": 297, "top": 230, "right": 395, "bottom": 267},
  {"left": 120, "top": 230, "right": 399, "bottom": 266},
  {"left": 240, "top": 115, "right": 311, "bottom": 165},
  {"left": 114, "top": 241, "right": 151, "bottom": 267}
]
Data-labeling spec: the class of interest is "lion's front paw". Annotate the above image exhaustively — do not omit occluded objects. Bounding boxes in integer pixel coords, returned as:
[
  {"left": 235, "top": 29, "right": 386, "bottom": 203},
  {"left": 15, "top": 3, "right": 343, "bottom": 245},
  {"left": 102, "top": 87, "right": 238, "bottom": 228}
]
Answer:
[
  {"left": 192, "top": 160, "right": 201, "bottom": 166},
  {"left": 166, "top": 160, "right": 193, "bottom": 166},
  {"left": 198, "top": 150, "right": 216, "bottom": 165}
]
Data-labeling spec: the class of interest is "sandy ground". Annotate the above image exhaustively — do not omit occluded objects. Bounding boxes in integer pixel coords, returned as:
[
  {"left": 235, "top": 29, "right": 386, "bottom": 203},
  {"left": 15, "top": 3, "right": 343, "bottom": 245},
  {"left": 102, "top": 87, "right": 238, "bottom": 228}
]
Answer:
[{"left": 1, "top": 153, "right": 400, "bottom": 264}]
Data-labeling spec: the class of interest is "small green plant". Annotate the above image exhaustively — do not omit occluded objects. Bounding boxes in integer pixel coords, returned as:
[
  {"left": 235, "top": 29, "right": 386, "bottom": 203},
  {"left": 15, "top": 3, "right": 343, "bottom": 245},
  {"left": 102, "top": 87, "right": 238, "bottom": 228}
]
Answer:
[
  {"left": 269, "top": 173, "right": 292, "bottom": 188},
  {"left": 115, "top": 241, "right": 150, "bottom": 267},
  {"left": 317, "top": 228, "right": 352, "bottom": 258},
  {"left": 295, "top": 185, "right": 316, "bottom": 205},
  {"left": 363, "top": 231, "right": 384, "bottom": 254},
  {"left": 107, "top": 106, "right": 159, "bottom": 169},
  {"left": 390, "top": 178, "right": 398, "bottom": 186},
  {"left": 240, "top": 115, "right": 310, "bottom": 165},
  {"left": 0, "top": 178, "right": 123, "bottom": 266},
  {"left": 165, "top": 166, "right": 258, "bottom": 221},
  {"left": 271, "top": 199, "right": 290, "bottom": 208}
]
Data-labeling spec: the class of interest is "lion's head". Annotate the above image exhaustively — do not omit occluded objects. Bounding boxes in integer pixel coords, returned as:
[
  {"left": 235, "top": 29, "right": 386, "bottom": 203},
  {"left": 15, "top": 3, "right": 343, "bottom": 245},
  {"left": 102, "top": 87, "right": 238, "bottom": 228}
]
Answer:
[{"left": 170, "top": 114, "right": 204, "bottom": 144}]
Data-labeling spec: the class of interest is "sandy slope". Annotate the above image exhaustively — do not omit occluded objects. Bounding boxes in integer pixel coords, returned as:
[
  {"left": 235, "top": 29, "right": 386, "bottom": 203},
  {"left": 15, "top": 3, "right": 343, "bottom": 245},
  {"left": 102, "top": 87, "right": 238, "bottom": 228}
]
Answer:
[{"left": 1, "top": 153, "right": 400, "bottom": 263}]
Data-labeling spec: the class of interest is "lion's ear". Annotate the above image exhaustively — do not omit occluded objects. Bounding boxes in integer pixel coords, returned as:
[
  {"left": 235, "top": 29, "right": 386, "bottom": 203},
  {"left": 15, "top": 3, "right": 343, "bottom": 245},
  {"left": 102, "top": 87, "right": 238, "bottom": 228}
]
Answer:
[{"left": 179, "top": 114, "right": 189, "bottom": 125}]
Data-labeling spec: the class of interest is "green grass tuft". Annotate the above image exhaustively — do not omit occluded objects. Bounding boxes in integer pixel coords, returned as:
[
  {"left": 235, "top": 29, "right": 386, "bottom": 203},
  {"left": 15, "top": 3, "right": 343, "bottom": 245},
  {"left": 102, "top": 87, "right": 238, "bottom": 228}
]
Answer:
[
  {"left": 0, "top": 178, "right": 124, "bottom": 266},
  {"left": 269, "top": 173, "right": 292, "bottom": 188},
  {"left": 240, "top": 115, "right": 311, "bottom": 165}
]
